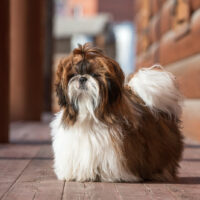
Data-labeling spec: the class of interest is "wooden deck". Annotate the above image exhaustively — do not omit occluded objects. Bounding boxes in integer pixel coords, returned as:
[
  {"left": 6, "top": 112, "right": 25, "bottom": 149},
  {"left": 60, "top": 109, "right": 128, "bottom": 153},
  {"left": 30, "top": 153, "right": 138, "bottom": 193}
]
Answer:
[{"left": 0, "top": 119, "right": 200, "bottom": 200}]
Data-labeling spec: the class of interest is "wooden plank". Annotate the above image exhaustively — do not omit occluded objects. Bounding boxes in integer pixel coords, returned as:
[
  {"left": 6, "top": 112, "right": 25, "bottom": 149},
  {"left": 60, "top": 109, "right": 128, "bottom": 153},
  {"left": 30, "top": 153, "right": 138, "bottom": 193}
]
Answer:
[
  {"left": 0, "top": 184, "right": 11, "bottom": 199},
  {"left": 64, "top": 182, "right": 86, "bottom": 200},
  {"left": 183, "top": 142, "right": 200, "bottom": 159},
  {"left": 0, "top": 160, "right": 31, "bottom": 199},
  {"left": 115, "top": 183, "right": 152, "bottom": 200},
  {"left": 10, "top": 122, "right": 51, "bottom": 143},
  {"left": 144, "top": 184, "right": 176, "bottom": 200},
  {"left": 0, "top": 145, "right": 40, "bottom": 199},
  {"left": 84, "top": 182, "right": 120, "bottom": 200},
  {"left": 180, "top": 159, "right": 200, "bottom": 176},
  {"left": 64, "top": 182, "right": 120, "bottom": 200},
  {"left": 2, "top": 145, "right": 64, "bottom": 200},
  {"left": 166, "top": 184, "right": 200, "bottom": 200},
  {"left": 165, "top": 140, "right": 200, "bottom": 199},
  {"left": 0, "top": 144, "right": 40, "bottom": 159}
]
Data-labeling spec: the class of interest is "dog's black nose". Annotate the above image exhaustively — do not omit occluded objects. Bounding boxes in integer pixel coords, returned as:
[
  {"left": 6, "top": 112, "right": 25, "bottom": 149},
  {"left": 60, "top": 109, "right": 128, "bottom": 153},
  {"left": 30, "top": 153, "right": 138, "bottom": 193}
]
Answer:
[{"left": 79, "top": 77, "right": 87, "bottom": 84}]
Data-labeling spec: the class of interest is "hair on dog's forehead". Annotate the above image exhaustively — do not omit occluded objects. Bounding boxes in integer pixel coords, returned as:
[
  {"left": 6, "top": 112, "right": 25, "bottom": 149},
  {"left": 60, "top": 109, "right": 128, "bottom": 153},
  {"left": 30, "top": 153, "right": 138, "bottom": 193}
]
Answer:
[
  {"left": 65, "top": 57, "right": 101, "bottom": 80},
  {"left": 63, "top": 43, "right": 123, "bottom": 78},
  {"left": 71, "top": 43, "right": 103, "bottom": 72},
  {"left": 73, "top": 59, "right": 94, "bottom": 75}
]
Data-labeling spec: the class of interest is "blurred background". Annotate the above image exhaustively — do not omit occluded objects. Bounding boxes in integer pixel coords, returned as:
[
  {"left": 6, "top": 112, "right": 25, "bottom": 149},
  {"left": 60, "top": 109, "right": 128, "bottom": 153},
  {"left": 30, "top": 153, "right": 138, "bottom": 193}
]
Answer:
[{"left": 0, "top": 0, "right": 200, "bottom": 144}]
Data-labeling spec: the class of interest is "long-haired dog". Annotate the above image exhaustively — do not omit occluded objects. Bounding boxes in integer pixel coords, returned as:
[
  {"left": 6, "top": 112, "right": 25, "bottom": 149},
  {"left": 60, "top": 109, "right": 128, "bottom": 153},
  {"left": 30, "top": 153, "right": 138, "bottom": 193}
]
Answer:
[{"left": 51, "top": 43, "right": 183, "bottom": 182}]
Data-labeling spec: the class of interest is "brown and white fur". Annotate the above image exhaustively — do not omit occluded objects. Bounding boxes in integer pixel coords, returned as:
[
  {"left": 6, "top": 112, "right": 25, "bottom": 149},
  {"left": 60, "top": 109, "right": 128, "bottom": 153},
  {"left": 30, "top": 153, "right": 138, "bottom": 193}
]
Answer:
[{"left": 50, "top": 43, "right": 183, "bottom": 182}]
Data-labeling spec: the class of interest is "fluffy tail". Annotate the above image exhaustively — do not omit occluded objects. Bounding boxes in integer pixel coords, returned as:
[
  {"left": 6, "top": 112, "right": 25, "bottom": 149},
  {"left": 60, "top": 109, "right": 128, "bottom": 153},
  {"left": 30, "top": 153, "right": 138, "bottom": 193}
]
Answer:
[{"left": 128, "top": 65, "right": 182, "bottom": 118}]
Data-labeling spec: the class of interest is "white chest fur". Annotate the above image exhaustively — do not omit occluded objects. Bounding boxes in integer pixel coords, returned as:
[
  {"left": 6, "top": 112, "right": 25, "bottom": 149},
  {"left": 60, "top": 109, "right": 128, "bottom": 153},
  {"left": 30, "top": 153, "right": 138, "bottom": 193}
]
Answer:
[{"left": 50, "top": 110, "right": 138, "bottom": 182}]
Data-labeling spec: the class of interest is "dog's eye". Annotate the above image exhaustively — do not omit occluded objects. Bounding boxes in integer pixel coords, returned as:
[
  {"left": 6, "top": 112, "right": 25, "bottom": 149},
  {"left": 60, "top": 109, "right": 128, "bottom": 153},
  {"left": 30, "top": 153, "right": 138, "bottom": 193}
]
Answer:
[
  {"left": 68, "top": 74, "right": 75, "bottom": 80},
  {"left": 91, "top": 73, "right": 100, "bottom": 78}
]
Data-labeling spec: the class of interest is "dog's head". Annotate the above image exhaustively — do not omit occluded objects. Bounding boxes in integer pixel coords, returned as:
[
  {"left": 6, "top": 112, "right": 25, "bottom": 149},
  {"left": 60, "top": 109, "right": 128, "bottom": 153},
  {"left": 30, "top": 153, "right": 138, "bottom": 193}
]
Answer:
[{"left": 55, "top": 43, "right": 125, "bottom": 125}]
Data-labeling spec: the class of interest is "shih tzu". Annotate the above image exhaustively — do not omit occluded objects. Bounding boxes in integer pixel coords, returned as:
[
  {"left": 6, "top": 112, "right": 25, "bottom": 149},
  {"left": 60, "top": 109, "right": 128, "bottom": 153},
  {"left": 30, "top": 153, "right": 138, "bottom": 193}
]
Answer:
[{"left": 50, "top": 43, "right": 183, "bottom": 182}]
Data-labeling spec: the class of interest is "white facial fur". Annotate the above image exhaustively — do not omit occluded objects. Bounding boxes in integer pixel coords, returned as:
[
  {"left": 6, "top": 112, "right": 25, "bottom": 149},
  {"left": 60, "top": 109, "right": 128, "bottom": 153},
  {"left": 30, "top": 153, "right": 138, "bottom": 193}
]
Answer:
[{"left": 67, "top": 74, "right": 100, "bottom": 121}]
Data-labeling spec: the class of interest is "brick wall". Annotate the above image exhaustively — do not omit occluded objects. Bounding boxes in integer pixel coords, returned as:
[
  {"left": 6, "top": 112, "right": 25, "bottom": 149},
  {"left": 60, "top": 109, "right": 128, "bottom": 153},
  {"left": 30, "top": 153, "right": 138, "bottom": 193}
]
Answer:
[
  {"left": 67, "top": 0, "right": 134, "bottom": 22},
  {"left": 134, "top": 0, "right": 200, "bottom": 141},
  {"left": 67, "top": 0, "right": 98, "bottom": 17},
  {"left": 98, "top": 0, "right": 134, "bottom": 22}
]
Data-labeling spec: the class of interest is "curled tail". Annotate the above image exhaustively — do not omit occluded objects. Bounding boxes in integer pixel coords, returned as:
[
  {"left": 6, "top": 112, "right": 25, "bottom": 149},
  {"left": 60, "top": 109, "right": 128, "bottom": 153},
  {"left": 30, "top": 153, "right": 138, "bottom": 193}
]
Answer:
[{"left": 128, "top": 65, "right": 182, "bottom": 118}]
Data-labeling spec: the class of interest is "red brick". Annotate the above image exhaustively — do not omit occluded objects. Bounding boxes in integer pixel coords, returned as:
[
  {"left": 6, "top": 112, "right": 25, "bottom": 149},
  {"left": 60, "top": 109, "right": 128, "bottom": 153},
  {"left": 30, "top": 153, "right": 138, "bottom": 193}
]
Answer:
[
  {"left": 67, "top": 0, "right": 98, "bottom": 17},
  {"left": 148, "top": 14, "right": 160, "bottom": 44},
  {"left": 172, "top": 0, "right": 190, "bottom": 32},
  {"left": 166, "top": 54, "right": 200, "bottom": 98},
  {"left": 159, "top": 0, "right": 174, "bottom": 36},
  {"left": 189, "top": 0, "right": 200, "bottom": 12},
  {"left": 136, "top": 43, "right": 159, "bottom": 68},
  {"left": 159, "top": 8, "right": 200, "bottom": 65},
  {"left": 135, "top": 13, "right": 144, "bottom": 34},
  {"left": 159, "top": 0, "right": 168, "bottom": 7},
  {"left": 98, "top": 0, "right": 134, "bottom": 22},
  {"left": 138, "top": 0, "right": 151, "bottom": 31},
  {"left": 133, "top": 0, "right": 142, "bottom": 15},
  {"left": 150, "top": 0, "right": 160, "bottom": 16},
  {"left": 181, "top": 99, "right": 200, "bottom": 142},
  {"left": 136, "top": 31, "right": 150, "bottom": 55}
]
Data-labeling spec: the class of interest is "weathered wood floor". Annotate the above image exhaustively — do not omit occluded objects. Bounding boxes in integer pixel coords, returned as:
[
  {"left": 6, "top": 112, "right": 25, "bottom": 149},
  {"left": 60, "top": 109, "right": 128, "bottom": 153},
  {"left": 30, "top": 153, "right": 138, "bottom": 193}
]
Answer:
[{"left": 0, "top": 120, "right": 200, "bottom": 200}]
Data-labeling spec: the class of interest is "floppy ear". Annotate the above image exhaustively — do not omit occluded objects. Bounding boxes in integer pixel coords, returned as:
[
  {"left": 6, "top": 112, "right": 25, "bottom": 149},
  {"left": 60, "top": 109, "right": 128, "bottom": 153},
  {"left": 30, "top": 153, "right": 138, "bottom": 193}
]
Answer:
[
  {"left": 106, "top": 56, "right": 125, "bottom": 87},
  {"left": 106, "top": 75, "right": 122, "bottom": 105},
  {"left": 103, "top": 57, "right": 124, "bottom": 105},
  {"left": 55, "top": 83, "right": 67, "bottom": 107},
  {"left": 55, "top": 61, "right": 67, "bottom": 107}
]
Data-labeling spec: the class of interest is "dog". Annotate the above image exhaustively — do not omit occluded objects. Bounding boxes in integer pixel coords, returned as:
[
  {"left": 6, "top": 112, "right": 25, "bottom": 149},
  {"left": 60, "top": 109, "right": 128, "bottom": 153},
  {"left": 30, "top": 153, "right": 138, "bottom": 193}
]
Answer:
[{"left": 50, "top": 43, "right": 183, "bottom": 182}]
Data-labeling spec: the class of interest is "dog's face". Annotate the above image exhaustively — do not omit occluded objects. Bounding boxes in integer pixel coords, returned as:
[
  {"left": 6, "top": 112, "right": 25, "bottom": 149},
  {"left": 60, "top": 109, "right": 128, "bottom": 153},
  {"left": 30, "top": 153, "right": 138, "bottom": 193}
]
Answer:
[{"left": 55, "top": 43, "right": 125, "bottom": 125}]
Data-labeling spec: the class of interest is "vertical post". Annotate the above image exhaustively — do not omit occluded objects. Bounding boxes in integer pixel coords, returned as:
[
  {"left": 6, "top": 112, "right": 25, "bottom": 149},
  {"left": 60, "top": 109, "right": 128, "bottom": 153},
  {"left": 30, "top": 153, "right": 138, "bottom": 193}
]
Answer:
[
  {"left": 0, "top": 0, "right": 10, "bottom": 143},
  {"left": 44, "top": 0, "right": 54, "bottom": 112},
  {"left": 10, "top": 0, "right": 45, "bottom": 121}
]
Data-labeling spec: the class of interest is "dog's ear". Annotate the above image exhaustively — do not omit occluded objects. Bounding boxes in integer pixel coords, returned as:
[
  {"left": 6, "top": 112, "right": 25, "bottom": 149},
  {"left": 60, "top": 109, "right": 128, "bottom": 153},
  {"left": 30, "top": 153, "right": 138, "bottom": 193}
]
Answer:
[
  {"left": 112, "top": 60, "right": 125, "bottom": 86},
  {"left": 106, "top": 75, "right": 122, "bottom": 105},
  {"left": 55, "top": 83, "right": 67, "bottom": 107},
  {"left": 105, "top": 56, "right": 125, "bottom": 87},
  {"left": 104, "top": 57, "right": 124, "bottom": 105},
  {"left": 55, "top": 61, "right": 67, "bottom": 107}
]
